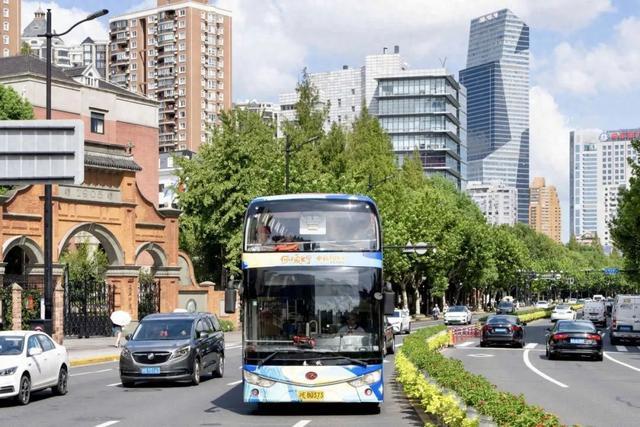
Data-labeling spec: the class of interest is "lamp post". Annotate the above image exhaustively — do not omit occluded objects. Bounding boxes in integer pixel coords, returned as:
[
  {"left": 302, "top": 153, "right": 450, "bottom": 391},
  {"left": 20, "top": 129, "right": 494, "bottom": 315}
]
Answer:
[
  {"left": 284, "top": 134, "right": 319, "bottom": 193},
  {"left": 39, "top": 8, "right": 108, "bottom": 325}
]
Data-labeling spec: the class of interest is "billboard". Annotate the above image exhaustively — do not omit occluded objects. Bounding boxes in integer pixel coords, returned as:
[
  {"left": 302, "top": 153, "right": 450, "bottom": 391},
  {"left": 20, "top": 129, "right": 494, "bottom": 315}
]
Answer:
[{"left": 0, "top": 120, "right": 84, "bottom": 185}]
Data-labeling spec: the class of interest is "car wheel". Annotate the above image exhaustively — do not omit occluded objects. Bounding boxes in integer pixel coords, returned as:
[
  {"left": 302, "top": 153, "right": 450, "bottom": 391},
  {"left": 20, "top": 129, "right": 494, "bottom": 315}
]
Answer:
[
  {"left": 594, "top": 353, "right": 603, "bottom": 362},
  {"left": 121, "top": 380, "right": 136, "bottom": 388},
  {"left": 191, "top": 357, "right": 201, "bottom": 386},
  {"left": 480, "top": 341, "right": 486, "bottom": 347},
  {"left": 52, "top": 366, "right": 68, "bottom": 396},
  {"left": 517, "top": 340, "right": 524, "bottom": 348},
  {"left": 15, "top": 374, "right": 31, "bottom": 405},
  {"left": 213, "top": 354, "right": 224, "bottom": 378},
  {"left": 548, "top": 350, "right": 556, "bottom": 360}
]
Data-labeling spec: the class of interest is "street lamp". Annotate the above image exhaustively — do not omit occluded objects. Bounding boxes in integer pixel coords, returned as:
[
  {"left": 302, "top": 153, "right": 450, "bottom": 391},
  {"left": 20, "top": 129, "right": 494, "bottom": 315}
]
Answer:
[
  {"left": 284, "top": 134, "right": 319, "bottom": 193},
  {"left": 38, "top": 8, "right": 108, "bottom": 326}
]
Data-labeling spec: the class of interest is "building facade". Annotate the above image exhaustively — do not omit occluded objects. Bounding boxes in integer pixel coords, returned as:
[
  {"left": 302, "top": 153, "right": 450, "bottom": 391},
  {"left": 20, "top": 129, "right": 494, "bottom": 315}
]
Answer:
[
  {"left": 279, "top": 48, "right": 467, "bottom": 188},
  {"left": 22, "top": 8, "right": 72, "bottom": 67},
  {"left": 529, "top": 177, "right": 561, "bottom": 243},
  {"left": 69, "top": 37, "right": 109, "bottom": 78},
  {"left": 0, "top": 56, "right": 238, "bottom": 339},
  {"left": 467, "top": 180, "right": 518, "bottom": 226},
  {"left": 1, "top": 0, "right": 20, "bottom": 57},
  {"left": 108, "top": 0, "right": 232, "bottom": 153},
  {"left": 570, "top": 128, "right": 639, "bottom": 251},
  {"left": 459, "top": 9, "right": 530, "bottom": 222}
]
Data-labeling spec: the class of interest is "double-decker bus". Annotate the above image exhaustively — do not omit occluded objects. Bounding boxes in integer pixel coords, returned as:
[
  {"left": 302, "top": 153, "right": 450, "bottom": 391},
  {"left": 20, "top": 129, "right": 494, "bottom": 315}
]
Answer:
[{"left": 227, "top": 194, "right": 393, "bottom": 407}]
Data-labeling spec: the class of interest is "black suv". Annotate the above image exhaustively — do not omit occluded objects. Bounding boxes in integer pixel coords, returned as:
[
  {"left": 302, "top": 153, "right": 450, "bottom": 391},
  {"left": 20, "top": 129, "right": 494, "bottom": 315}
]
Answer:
[{"left": 120, "top": 312, "right": 225, "bottom": 387}]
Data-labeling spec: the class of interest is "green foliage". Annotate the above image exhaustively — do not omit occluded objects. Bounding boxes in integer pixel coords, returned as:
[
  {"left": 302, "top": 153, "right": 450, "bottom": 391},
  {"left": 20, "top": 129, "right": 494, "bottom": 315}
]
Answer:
[
  {"left": 219, "top": 319, "right": 235, "bottom": 332},
  {"left": 401, "top": 326, "right": 562, "bottom": 427},
  {"left": 0, "top": 84, "right": 34, "bottom": 120},
  {"left": 610, "top": 139, "right": 640, "bottom": 285},
  {"left": 20, "top": 41, "right": 32, "bottom": 56},
  {"left": 61, "top": 243, "right": 109, "bottom": 284}
]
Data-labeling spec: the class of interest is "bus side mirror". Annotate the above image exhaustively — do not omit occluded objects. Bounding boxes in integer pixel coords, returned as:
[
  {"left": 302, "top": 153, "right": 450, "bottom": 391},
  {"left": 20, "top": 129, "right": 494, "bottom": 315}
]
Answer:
[
  {"left": 225, "top": 288, "right": 236, "bottom": 314},
  {"left": 383, "top": 291, "right": 395, "bottom": 316}
]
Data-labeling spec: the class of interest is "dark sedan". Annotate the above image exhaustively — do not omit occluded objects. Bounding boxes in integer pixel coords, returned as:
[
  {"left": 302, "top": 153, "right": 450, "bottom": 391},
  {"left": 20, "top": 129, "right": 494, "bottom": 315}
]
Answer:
[
  {"left": 546, "top": 320, "right": 603, "bottom": 361},
  {"left": 480, "top": 315, "right": 525, "bottom": 347},
  {"left": 496, "top": 301, "right": 515, "bottom": 315}
]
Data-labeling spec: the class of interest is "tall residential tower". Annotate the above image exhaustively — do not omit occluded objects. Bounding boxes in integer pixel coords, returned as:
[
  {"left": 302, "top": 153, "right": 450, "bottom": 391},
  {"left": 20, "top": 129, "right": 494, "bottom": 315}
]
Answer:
[
  {"left": 108, "top": 0, "right": 232, "bottom": 153},
  {"left": 460, "top": 9, "right": 530, "bottom": 222},
  {"left": 1, "top": 0, "right": 20, "bottom": 57},
  {"left": 529, "top": 177, "right": 561, "bottom": 243}
]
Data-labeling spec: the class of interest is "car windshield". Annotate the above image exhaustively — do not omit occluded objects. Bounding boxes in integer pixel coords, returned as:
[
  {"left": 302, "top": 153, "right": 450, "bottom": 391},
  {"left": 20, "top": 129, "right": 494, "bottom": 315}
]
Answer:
[
  {"left": 0, "top": 336, "right": 24, "bottom": 355},
  {"left": 132, "top": 319, "right": 194, "bottom": 340},
  {"left": 555, "top": 305, "right": 570, "bottom": 310},
  {"left": 487, "top": 316, "right": 516, "bottom": 324},
  {"left": 556, "top": 322, "right": 596, "bottom": 333},
  {"left": 448, "top": 306, "right": 465, "bottom": 312},
  {"left": 390, "top": 311, "right": 401, "bottom": 317},
  {"left": 498, "top": 302, "right": 512, "bottom": 307},
  {"left": 537, "top": 301, "right": 547, "bottom": 304}
]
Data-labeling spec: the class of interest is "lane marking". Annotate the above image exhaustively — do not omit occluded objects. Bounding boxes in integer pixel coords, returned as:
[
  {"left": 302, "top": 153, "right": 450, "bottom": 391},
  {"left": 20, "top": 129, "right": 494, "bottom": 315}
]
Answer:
[
  {"left": 227, "top": 380, "right": 242, "bottom": 386},
  {"left": 468, "top": 353, "right": 494, "bottom": 358},
  {"left": 292, "top": 421, "right": 311, "bottom": 427},
  {"left": 604, "top": 352, "right": 640, "bottom": 373},
  {"left": 616, "top": 345, "right": 628, "bottom": 352},
  {"left": 525, "top": 343, "right": 538, "bottom": 349},
  {"left": 70, "top": 368, "right": 112, "bottom": 377},
  {"left": 522, "top": 349, "right": 569, "bottom": 388},
  {"left": 457, "top": 341, "right": 475, "bottom": 347},
  {"left": 450, "top": 346, "right": 544, "bottom": 352},
  {"left": 106, "top": 382, "right": 121, "bottom": 387},
  {"left": 95, "top": 421, "right": 120, "bottom": 427}
]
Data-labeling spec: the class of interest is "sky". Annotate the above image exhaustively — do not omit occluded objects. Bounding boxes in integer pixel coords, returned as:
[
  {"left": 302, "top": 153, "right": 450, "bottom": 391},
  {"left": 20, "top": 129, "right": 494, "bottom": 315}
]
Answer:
[{"left": 22, "top": 0, "right": 640, "bottom": 242}]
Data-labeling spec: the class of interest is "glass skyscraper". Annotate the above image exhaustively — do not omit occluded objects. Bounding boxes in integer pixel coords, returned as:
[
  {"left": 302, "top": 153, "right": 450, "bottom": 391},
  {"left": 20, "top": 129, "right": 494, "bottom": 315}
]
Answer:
[{"left": 460, "top": 9, "right": 530, "bottom": 222}]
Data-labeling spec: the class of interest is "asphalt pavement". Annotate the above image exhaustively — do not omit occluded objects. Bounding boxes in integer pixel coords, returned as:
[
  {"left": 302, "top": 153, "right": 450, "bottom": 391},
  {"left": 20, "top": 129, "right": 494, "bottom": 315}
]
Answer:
[
  {"left": 443, "top": 318, "right": 640, "bottom": 427},
  {"left": 0, "top": 320, "right": 442, "bottom": 427}
]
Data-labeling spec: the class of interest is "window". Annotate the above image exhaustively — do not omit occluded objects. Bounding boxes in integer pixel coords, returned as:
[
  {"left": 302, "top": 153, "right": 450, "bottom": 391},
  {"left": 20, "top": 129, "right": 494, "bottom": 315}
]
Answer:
[
  {"left": 3, "top": 8, "right": 8, "bottom": 18},
  {"left": 178, "top": 32, "right": 186, "bottom": 40},
  {"left": 179, "top": 20, "right": 186, "bottom": 28},
  {"left": 36, "top": 335, "right": 55, "bottom": 352},
  {"left": 90, "top": 112, "right": 105, "bottom": 134},
  {"left": 167, "top": 157, "right": 174, "bottom": 168},
  {"left": 131, "top": 30, "right": 137, "bottom": 37},
  {"left": 179, "top": 9, "right": 186, "bottom": 16},
  {"left": 2, "top": 35, "right": 8, "bottom": 45},
  {"left": 3, "top": 21, "right": 8, "bottom": 31},
  {"left": 131, "top": 40, "right": 137, "bottom": 48},
  {"left": 209, "top": 315, "right": 221, "bottom": 332},
  {"left": 27, "top": 336, "right": 42, "bottom": 353},
  {"left": 178, "top": 99, "right": 185, "bottom": 107},
  {"left": 2, "top": 48, "right": 9, "bottom": 57},
  {"left": 179, "top": 42, "right": 186, "bottom": 51},
  {"left": 131, "top": 62, "right": 137, "bottom": 70},
  {"left": 337, "top": 98, "right": 341, "bottom": 107},
  {"left": 130, "top": 19, "right": 137, "bottom": 26},
  {"left": 179, "top": 66, "right": 186, "bottom": 73},
  {"left": 179, "top": 54, "right": 186, "bottom": 62}
]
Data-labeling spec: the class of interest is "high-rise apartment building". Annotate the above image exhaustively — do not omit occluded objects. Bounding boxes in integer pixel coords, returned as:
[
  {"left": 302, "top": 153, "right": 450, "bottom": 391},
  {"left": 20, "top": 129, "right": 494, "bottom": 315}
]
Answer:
[
  {"left": 570, "top": 128, "right": 639, "bottom": 251},
  {"left": 1, "top": 0, "right": 20, "bottom": 57},
  {"left": 529, "top": 177, "right": 561, "bottom": 243},
  {"left": 467, "top": 181, "right": 518, "bottom": 226},
  {"left": 279, "top": 48, "right": 467, "bottom": 188},
  {"left": 459, "top": 9, "right": 530, "bottom": 223},
  {"left": 109, "top": 0, "right": 232, "bottom": 153}
]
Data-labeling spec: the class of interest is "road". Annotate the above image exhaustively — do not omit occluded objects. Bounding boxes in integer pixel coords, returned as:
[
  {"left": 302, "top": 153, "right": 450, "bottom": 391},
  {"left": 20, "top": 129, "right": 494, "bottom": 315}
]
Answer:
[
  {"left": 0, "top": 320, "right": 442, "bottom": 427},
  {"left": 443, "top": 318, "right": 640, "bottom": 427}
]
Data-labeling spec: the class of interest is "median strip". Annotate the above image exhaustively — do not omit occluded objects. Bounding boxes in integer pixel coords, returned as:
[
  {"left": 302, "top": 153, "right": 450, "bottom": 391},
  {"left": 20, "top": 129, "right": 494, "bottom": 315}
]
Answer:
[{"left": 70, "top": 355, "right": 120, "bottom": 367}]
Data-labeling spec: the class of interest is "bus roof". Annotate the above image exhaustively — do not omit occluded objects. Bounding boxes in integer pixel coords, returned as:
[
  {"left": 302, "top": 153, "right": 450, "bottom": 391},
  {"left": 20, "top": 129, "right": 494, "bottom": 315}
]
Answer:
[{"left": 250, "top": 194, "right": 375, "bottom": 204}]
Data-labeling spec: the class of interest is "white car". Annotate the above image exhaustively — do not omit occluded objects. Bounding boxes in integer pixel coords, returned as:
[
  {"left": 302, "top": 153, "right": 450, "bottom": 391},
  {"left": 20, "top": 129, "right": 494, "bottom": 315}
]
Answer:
[
  {"left": 550, "top": 304, "right": 576, "bottom": 322},
  {"left": 387, "top": 308, "right": 411, "bottom": 334},
  {"left": 535, "top": 301, "right": 550, "bottom": 309},
  {"left": 0, "top": 331, "right": 69, "bottom": 405},
  {"left": 444, "top": 305, "right": 473, "bottom": 325},
  {"left": 567, "top": 298, "right": 577, "bottom": 305}
]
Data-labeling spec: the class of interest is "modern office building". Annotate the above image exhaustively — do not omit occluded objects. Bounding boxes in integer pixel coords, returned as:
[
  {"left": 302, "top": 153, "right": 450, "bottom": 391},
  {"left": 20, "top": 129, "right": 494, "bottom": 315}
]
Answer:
[
  {"left": 467, "top": 180, "right": 518, "bottom": 226},
  {"left": 570, "top": 128, "right": 640, "bottom": 251},
  {"left": 279, "top": 48, "right": 467, "bottom": 188},
  {"left": 69, "top": 37, "right": 109, "bottom": 78},
  {"left": 529, "top": 177, "right": 561, "bottom": 243},
  {"left": 108, "top": 0, "right": 232, "bottom": 153},
  {"left": 1, "top": 0, "right": 20, "bottom": 57},
  {"left": 459, "top": 9, "right": 530, "bottom": 222}
]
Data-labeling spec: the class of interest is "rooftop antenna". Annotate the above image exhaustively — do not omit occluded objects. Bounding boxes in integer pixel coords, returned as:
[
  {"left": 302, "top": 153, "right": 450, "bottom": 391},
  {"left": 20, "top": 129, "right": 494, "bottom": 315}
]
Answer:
[{"left": 439, "top": 57, "right": 447, "bottom": 68}]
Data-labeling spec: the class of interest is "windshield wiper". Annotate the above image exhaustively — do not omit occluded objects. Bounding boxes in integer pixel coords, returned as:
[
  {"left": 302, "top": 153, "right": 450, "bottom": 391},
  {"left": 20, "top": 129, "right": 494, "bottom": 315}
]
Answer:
[
  {"left": 257, "top": 350, "right": 306, "bottom": 367},
  {"left": 313, "top": 352, "right": 368, "bottom": 367}
]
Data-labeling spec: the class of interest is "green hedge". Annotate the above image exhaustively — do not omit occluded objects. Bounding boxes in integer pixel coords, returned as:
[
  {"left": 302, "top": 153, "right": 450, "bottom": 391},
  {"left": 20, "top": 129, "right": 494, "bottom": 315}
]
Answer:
[
  {"left": 219, "top": 319, "right": 235, "bottom": 332},
  {"left": 400, "top": 326, "right": 562, "bottom": 427}
]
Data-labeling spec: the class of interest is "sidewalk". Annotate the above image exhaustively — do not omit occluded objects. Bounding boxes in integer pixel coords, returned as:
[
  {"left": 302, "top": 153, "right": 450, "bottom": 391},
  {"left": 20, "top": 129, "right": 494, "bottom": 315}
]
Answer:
[{"left": 64, "top": 330, "right": 242, "bottom": 367}]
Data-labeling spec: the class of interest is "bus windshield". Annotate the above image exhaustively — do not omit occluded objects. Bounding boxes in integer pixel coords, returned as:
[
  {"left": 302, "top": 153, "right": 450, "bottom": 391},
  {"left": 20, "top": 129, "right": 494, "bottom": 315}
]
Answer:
[
  {"left": 244, "top": 266, "right": 381, "bottom": 361},
  {"left": 245, "top": 199, "right": 379, "bottom": 252}
]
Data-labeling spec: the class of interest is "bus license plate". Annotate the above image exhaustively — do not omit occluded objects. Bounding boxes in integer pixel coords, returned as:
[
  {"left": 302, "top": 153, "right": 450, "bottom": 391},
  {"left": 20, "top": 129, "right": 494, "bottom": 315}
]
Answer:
[
  {"left": 298, "top": 391, "right": 324, "bottom": 401},
  {"left": 141, "top": 367, "right": 160, "bottom": 375},
  {"left": 619, "top": 326, "right": 632, "bottom": 331}
]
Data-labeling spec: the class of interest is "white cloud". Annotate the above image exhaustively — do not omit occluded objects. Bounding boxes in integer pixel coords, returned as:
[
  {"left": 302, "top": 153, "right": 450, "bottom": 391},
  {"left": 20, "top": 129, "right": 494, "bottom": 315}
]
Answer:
[
  {"left": 217, "top": 0, "right": 612, "bottom": 101},
  {"left": 22, "top": 1, "right": 109, "bottom": 45},
  {"left": 550, "top": 16, "right": 640, "bottom": 95},
  {"left": 126, "top": 0, "right": 156, "bottom": 14},
  {"left": 530, "top": 86, "right": 572, "bottom": 242}
]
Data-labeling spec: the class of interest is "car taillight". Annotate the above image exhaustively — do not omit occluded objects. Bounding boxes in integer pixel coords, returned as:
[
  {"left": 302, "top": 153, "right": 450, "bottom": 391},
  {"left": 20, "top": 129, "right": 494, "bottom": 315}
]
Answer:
[
  {"left": 588, "top": 334, "right": 601, "bottom": 341},
  {"left": 511, "top": 325, "right": 522, "bottom": 332},
  {"left": 612, "top": 317, "right": 617, "bottom": 329},
  {"left": 552, "top": 333, "right": 568, "bottom": 341}
]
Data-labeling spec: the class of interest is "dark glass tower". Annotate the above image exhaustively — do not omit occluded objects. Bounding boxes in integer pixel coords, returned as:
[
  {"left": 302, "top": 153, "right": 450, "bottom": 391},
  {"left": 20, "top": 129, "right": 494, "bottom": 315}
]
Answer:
[{"left": 460, "top": 9, "right": 530, "bottom": 222}]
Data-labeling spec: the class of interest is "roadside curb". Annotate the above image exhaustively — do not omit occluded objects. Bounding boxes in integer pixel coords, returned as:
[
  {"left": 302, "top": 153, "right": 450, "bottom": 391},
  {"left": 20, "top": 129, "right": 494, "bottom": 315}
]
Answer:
[{"left": 70, "top": 354, "right": 120, "bottom": 367}]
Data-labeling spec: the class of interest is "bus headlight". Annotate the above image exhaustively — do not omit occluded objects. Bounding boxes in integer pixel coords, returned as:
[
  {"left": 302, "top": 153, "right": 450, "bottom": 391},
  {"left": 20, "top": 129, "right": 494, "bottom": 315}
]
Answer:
[
  {"left": 244, "top": 370, "right": 276, "bottom": 388},
  {"left": 348, "top": 369, "right": 381, "bottom": 388}
]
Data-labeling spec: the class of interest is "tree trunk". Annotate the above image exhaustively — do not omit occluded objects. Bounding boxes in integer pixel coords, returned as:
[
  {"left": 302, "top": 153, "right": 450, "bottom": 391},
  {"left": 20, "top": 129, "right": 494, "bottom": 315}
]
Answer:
[
  {"left": 414, "top": 287, "right": 421, "bottom": 316},
  {"left": 401, "top": 283, "right": 409, "bottom": 310}
]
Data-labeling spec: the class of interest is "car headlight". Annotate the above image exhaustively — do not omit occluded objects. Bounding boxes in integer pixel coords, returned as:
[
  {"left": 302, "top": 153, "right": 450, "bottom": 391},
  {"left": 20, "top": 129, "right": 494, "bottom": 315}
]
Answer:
[
  {"left": 0, "top": 366, "right": 17, "bottom": 376},
  {"left": 348, "top": 369, "right": 382, "bottom": 388},
  {"left": 121, "top": 347, "right": 132, "bottom": 359},
  {"left": 243, "top": 370, "right": 276, "bottom": 387},
  {"left": 171, "top": 345, "right": 191, "bottom": 360}
]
